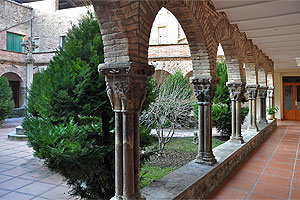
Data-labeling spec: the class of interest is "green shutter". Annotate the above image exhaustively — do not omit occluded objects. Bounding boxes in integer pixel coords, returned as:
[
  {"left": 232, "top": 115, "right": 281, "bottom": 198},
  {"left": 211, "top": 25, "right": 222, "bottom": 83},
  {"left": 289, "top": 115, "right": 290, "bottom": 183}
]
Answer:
[{"left": 6, "top": 33, "right": 23, "bottom": 53}]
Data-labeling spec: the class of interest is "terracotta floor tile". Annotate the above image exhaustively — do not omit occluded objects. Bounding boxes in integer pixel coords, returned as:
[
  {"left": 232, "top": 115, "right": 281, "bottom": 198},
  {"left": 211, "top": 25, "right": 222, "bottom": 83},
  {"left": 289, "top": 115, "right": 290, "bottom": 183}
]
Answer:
[
  {"left": 293, "top": 171, "right": 300, "bottom": 180},
  {"left": 248, "top": 192, "right": 281, "bottom": 200},
  {"left": 224, "top": 177, "right": 257, "bottom": 192},
  {"left": 273, "top": 151, "right": 296, "bottom": 159},
  {"left": 259, "top": 174, "right": 291, "bottom": 188},
  {"left": 240, "top": 164, "right": 265, "bottom": 174},
  {"left": 263, "top": 166, "right": 293, "bottom": 178},
  {"left": 292, "top": 179, "right": 300, "bottom": 189},
  {"left": 230, "top": 171, "right": 260, "bottom": 183},
  {"left": 208, "top": 187, "right": 248, "bottom": 199},
  {"left": 271, "top": 156, "right": 295, "bottom": 165},
  {"left": 290, "top": 188, "right": 300, "bottom": 200},
  {"left": 252, "top": 182, "right": 289, "bottom": 199},
  {"left": 244, "top": 159, "right": 268, "bottom": 167},
  {"left": 275, "top": 149, "right": 297, "bottom": 155},
  {"left": 268, "top": 161, "right": 294, "bottom": 171}
]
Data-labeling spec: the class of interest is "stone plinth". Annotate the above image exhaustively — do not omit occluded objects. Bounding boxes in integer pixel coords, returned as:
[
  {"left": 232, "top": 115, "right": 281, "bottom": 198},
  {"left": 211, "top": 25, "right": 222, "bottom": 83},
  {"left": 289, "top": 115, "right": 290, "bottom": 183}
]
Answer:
[{"left": 8, "top": 126, "right": 27, "bottom": 141}]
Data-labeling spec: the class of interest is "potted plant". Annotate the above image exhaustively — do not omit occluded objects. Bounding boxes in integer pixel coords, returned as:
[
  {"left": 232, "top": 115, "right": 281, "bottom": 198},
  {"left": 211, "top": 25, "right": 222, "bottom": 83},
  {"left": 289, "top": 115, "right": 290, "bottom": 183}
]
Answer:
[{"left": 267, "top": 107, "right": 279, "bottom": 120}]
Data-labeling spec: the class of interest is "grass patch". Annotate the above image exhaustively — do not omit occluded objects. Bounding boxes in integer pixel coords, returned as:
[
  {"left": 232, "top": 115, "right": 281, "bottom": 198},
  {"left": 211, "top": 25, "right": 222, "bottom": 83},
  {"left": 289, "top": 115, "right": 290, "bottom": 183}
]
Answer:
[{"left": 140, "top": 137, "right": 224, "bottom": 188}]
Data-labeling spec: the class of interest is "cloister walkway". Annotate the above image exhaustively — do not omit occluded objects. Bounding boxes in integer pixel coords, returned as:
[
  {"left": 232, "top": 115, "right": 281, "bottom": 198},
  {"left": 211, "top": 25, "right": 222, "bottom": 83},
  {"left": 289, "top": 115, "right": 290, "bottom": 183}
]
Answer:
[
  {"left": 0, "top": 118, "right": 77, "bottom": 200},
  {"left": 209, "top": 120, "right": 300, "bottom": 199}
]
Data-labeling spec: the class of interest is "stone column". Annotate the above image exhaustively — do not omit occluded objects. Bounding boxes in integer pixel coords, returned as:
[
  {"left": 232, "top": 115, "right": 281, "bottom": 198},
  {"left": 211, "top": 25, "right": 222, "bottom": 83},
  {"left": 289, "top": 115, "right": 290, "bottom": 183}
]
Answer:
[
  {"left": 21, "top": 37, "right": 38, "bottom": 105},
  {"left": 192, "top": 76, "right": 218, "bottom": 165},
  {"left": 227, "top": 82, "right": 244, "bottom": 143},
  {"left": 99, "top": 63, "right": 154, "bottom": 200},
  {"left": 267, "top": 87, "right": 274, "bottom": 108},
  {"left": 259, "top": 86, "right": 268, "bottom": 124},
  {"left": 246, "top": 84, "right": 259, "bottom": 132}
]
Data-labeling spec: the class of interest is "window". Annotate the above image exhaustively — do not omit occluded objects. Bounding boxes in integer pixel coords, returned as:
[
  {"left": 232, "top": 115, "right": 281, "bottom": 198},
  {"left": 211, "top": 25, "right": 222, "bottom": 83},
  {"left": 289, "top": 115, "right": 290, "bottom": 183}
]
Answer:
[
  {"left": 59, "top": 35, "right": 67, "bottom": 48},
  {"left": 158, "top": 26, "right": 167, "bottom": 44},
  {"left": 6, "top": 32, "right": 23, "bottom": 52},
  {"left": 33, "top": 37, "right": 39, "bottom": 53}
]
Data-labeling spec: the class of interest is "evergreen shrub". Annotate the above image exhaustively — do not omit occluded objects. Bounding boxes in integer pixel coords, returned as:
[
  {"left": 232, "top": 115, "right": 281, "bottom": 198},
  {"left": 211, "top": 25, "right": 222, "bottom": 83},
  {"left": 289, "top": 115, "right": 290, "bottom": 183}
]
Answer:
[
  {"left": 0, "top": 77, "right": 14, "bottom": 125},
  {"left": 23, "top": 12, "right": 115, "bottom": 199},
  {"left": 23, "top": 12, "right": 156, "bottom": 199}
]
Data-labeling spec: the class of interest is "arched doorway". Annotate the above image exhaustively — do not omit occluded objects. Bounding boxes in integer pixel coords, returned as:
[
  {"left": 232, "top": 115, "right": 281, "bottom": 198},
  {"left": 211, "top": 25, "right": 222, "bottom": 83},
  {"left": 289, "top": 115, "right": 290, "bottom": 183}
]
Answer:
[{"left": 1, "top": 72, "right": 23, "bottom": 108}]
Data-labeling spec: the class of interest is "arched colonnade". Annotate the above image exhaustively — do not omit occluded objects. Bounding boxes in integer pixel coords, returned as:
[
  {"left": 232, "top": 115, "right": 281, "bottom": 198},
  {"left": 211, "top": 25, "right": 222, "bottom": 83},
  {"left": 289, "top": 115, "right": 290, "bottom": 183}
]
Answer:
[{"left": 90, "top": 0, "right": 275, "bottom": 199}]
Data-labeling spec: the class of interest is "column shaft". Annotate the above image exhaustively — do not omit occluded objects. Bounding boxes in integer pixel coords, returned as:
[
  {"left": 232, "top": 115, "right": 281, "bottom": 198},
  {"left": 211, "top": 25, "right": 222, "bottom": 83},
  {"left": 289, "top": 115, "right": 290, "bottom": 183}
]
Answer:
[
  {"left": 227, "top": 82, "right": 244, "bottom": 143},
  {"left": 246, "top": 84, "right": 259, "bottom": 132},
  {"left": 115, "top": 112, "right": 123, "bottom": 197},
  {"left": 100, "top": 63, "right": 154, "bottom": 200},
  {"left": 259, "top": 86, "right": 268, "bottom": 124},
  {"left": 193, "top": 77, "right": 218, "bottom": 165}
]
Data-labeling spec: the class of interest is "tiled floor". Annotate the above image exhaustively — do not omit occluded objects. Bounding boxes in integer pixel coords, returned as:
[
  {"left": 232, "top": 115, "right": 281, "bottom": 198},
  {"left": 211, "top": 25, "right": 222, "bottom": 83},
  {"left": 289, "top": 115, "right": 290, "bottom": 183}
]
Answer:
[
  {"left": 0, "top": 118, "right": 77, "bottom": 200},
  {"left": 209, "top": 120, "right": 300, "bottom": 200}
]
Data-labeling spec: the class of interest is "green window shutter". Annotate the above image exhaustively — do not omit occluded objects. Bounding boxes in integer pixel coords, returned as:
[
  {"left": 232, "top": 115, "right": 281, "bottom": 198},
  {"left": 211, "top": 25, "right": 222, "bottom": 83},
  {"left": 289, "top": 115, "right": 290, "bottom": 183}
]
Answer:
[{"left": 6, "top": 32, "right": 23, "bottom": 53}]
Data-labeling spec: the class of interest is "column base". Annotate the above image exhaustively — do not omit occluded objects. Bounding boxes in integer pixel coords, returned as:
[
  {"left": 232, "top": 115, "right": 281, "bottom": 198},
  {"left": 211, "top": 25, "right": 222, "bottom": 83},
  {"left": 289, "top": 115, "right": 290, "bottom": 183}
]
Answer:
[
  {"left": 247, "top": 125, "right": 259, "bottom": 132},
  {"left": 230, "top": 136, "right": 244, "bottom": 144},
  {"left": 259, "top": 119, "right": 268, "bottom": 124},
  {"left": 195, "top": 153, "right": 217, "bottom": 166}
]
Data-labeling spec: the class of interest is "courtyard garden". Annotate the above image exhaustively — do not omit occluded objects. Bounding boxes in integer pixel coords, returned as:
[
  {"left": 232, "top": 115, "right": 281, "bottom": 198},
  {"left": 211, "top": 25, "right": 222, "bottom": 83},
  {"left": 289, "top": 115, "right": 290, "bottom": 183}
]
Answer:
[{"left": 0, "top": 12, "right": 249, "bottom": 199}]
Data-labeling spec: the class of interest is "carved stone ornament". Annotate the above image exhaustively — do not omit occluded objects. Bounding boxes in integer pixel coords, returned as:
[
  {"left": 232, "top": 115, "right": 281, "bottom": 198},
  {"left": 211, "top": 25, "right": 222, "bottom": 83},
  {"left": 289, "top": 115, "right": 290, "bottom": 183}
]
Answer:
[
  {"left": 21, "top": 37, "right": 38, "bottom": 64},
  {"left": 267, "top": 87, "right": 274, "bottom": 98},
  {"left": 226, "top": 82, "right": 244, "bottom": 101},
  {"left": 99, "top": 62, "right": 155, "bottom": 112},
  {"left": 258, "top": 86, "right": 268, "bottom": 99},
  {"left": 246, "top": 84, "right": 259, "bottom": 100},
  {"left": 192, "top": 76, "right": 219, "bottom": 103}
]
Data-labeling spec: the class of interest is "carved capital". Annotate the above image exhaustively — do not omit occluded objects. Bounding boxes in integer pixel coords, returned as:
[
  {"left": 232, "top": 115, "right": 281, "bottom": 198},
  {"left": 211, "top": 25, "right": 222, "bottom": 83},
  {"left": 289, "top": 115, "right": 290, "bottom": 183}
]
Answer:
[
  {"left": 226, "top": 82, "right": 244, "bottom": 101},
  {"left": 99, "top": 62, "right": 154, "bottom": 112},
  {"left": 267, "top": 86, "right": 274, "bottom": 98},
  {"left": 192, "top": 76, "right": 219, "bottom": 103},
  {"left": 246, "top": 84, "right": 259, "bottom": 100},
  {"left": 258, "top": 86, "right": 268, "bottom": 99}
]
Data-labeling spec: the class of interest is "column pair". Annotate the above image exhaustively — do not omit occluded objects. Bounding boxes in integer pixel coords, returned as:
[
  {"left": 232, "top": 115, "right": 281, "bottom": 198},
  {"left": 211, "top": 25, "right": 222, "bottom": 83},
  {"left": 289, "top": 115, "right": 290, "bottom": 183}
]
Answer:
[
  {"left": 227, "top": 82, "right": 244, "bottom": 143},
  {"left": 246, "top": 84, "right": 259, "bottom": 131},
  {"left": 192, "top": 76, "right": 218, "bottom": 165},
  {"left": 100, "top": 63, "right": 154, "bottom": 200},
  {"left": 258, "top": 86, "right": 268, "bottom": 124}
]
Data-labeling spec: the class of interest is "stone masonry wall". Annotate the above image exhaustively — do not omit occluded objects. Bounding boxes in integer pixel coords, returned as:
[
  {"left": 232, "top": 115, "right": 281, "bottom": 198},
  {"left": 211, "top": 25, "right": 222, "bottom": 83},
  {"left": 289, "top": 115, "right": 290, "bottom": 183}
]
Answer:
[{"left": 0, "top": 0, "right": 32, "bottom": 50}]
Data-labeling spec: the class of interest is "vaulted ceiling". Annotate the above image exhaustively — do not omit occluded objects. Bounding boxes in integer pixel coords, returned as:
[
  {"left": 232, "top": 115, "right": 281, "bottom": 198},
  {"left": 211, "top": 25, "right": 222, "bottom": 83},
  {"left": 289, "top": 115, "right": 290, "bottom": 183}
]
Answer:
[{"left": 212, "top": 0, "right": 300, "bottom": 70}]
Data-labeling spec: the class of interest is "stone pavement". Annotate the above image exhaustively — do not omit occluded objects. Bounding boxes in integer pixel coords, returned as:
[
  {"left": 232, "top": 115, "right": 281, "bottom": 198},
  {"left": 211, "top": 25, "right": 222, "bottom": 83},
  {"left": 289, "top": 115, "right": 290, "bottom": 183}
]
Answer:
[
  {"left": 0, "top": 118, "right": 77, "bottom": 200},
  {"left": 208, "top": 120, "right": 300, "bottom": 199}
]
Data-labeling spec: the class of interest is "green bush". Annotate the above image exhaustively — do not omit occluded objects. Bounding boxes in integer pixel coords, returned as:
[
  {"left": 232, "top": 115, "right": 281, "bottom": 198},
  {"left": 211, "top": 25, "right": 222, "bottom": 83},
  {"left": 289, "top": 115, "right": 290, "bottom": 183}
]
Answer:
[
  {"left": 24, "top": 12, "right": 157, "bottom": 199},
  {"left": 23, "top": 12, "right": 115, "bottom": 199},
  {"left": 23, "top": 117, "right": 114, "bottom": 199},
  {"left": 0, "top": 77, "right": 14, "bottom": 124}
]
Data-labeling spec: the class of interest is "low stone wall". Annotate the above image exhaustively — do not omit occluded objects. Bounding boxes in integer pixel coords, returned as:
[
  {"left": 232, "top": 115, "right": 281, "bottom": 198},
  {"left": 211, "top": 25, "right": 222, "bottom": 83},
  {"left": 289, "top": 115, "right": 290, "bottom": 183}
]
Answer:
[{"left": 142, "top": 120, "right": 277, "bottom": 199}]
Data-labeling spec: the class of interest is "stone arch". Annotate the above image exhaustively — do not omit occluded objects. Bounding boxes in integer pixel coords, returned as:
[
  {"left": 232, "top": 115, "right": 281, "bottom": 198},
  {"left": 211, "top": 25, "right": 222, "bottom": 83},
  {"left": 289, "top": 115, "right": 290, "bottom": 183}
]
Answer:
[
  {"left": 0, "top": 69, "right": 25, "bottom": 86},
  {"left": 1, "top": 72, "right": 25, "bottom": 108},
  {"left": 93, "top": 0, "right": 217, "bottom": 77},
  {"left": 153, "top": 69, "right": 170, "bottom": 85},
  {"left": 214, "top": 19, "right": 243, "bottom": 82}
]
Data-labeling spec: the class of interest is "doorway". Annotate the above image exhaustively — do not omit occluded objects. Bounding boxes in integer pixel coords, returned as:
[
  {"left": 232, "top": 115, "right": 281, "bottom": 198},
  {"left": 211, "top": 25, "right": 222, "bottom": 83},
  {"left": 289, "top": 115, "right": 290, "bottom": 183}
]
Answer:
[{"left": 283, "top": 77, "right": 300, "bottom": 120}]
